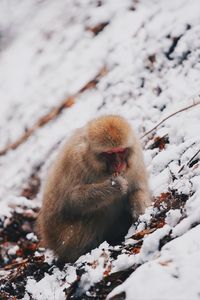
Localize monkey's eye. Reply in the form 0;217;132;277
101;152;113;159
98;147;132;163
101;148;127;161
98;152;110;160
96;153;106;161
96;152;113;163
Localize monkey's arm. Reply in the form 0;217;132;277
129;186;151;220
62;176;128;217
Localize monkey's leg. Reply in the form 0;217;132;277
55;218;104;263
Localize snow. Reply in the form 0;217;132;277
165;209;182;227
25;274;66;300
109;225;200;300
0;0;200;299
77;242;111;292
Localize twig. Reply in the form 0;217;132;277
178;147;200;173
186;148;200;166
141;100;200;139
0;258;29;272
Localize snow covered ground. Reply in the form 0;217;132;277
0;0;200;299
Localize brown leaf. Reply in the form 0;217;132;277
131;228;156;240
103;264;112;277
154;192;171;208
156;220;166;228
149;135;169;150
86;22;109;36
130;246;141;254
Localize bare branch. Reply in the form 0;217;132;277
178;147;200;173
141;99;200;139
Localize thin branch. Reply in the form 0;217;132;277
141;100;200;139
186;148;200;166
178;147;200;173
3;258;29;270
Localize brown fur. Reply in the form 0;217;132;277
37;115;151;263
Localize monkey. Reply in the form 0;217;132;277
37;115;151;263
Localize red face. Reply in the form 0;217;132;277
101;147;130;174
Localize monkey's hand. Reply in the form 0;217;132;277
63;176;129;217
111;175;128;195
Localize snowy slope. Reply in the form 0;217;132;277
0;0;200;299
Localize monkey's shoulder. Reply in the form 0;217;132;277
57;128;86;156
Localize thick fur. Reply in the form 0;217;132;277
37;115;151;263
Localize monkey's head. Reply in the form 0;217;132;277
87;115;134;174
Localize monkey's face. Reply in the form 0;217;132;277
87;115;134;175
98;147;132;175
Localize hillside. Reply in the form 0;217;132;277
0;0;200;299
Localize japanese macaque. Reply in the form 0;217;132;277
37;115;151;263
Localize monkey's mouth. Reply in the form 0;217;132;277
115;161;127;173
103;147;128;174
